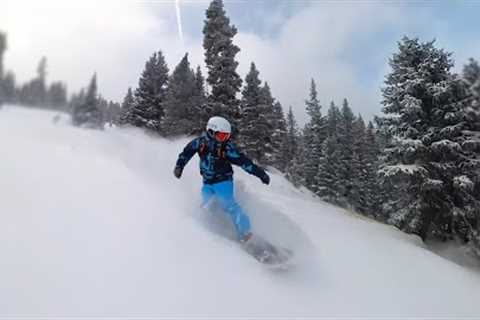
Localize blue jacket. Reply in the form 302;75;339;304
175;132;267;185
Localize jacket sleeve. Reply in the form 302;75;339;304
176;138;201;169
224;142;266;178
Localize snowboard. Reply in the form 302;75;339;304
241;234;293;269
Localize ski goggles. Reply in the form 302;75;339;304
214;131;231;142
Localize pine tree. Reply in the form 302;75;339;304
463;58;480;96
162;53;198;136
287;132;307;188
350;116;367;212
258;82;277;164
0;32;5;107
122;87;135;110
302;79;326;191
239;62;270;163
378;37;476;242
17;57;48;107
350;115;381;215
106;101;122;127
460;58;480;256
2;71;15;104
72;74;103;129
195;66;207;98
0;33;15;106
191;66;209;135
316;102;343;203
336;99;356;204
307;80;327;142
203;0;242;125
47;82;67;110
36;57;47;105
119;87;135;125
306;79;321;119
270;101;288;171
0;31;5;80
122;51;169;133
97;95;109;124
239;62;262;148
284;106;299;169
364;121;382;217
69;89;85;114
94;97;121;128
462;58;480;173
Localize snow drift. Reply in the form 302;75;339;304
1;105;479;317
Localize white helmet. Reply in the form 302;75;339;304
206;116;232;142
206;116;231;134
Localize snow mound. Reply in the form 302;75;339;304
1;105;479;317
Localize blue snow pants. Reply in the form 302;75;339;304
201;180;251;239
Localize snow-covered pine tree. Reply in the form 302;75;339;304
350;116;382;216
0;31;5;107
239;62;262;149
0;32;4;107
97;95;109;123
72;74;103;129
270;100;288;171
336;99;356;204
238;62;272;164
18;57;48;107
0;31;5;80
284;106;299;171
195;66;207;99
316;102;343;204
103;100;121;127
302;79;326;191
463;58;480;101
36;57;47;106
122;88;135;113
118;87;135;126
258;82;277;165
95;96;119;128
203;0;242;126
364;121;382;217
462;58;480;176
378;37;476;242
162;53;199;136
374;115;397;220
460;58;480;256
46;82;67;110
191;66;209;135
350;115;368;213
1;72;15;104
69;89;85;114
287;131;307;188
122;51;169;133
0;32;16;106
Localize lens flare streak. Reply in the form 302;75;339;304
175;0;184;45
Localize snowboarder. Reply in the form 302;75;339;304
173;116;270;243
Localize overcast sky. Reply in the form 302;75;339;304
2;0;480;124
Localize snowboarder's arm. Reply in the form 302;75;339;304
225;143;270;184
174;138;201;177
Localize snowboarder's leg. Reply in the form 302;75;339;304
212;180;251;240
201;183;215;209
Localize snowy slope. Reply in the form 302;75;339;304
1;105;480;318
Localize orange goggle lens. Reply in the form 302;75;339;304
215;131;230;142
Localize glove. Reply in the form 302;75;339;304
173;166;183;179
260;171;270;185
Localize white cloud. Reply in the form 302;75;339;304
2;0;404;121
1;0;197;101
232;3;410;124
3;1;474;126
